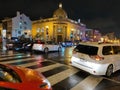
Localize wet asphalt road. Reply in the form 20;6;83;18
1;48;120;83
0;50;120;90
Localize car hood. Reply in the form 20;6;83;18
11;65;45;82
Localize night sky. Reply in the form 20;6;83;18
0;0;120;38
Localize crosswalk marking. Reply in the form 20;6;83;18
17;59;47;67
0;53;25;57
70;75;103;90
0;55;26;60
0;53;119;90
1;57;35;64
35;63;64;72
18;61;39;67
0;55;30;61
47;67;79;86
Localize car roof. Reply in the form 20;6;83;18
79;42;120;47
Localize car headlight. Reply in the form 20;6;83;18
40;79;51;89
27;44;31;46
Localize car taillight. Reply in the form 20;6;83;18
42;44;44;47
90;55;104;61
38;44;43;47
40;44;44;47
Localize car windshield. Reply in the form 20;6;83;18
75;44;98;55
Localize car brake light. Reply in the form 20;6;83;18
38;43;44;47
90;55;104;61
41;44;44;47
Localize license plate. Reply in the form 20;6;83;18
79;58;86;62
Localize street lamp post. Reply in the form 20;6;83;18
2;29;7;51
45;26;49;41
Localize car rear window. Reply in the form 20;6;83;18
34;40;45;44
75;44;98;55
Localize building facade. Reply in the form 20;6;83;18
12;12;32;38
2;11;32;39
0;23;2;36
32;3;86;43
2;17;12;39
0;23;2;43
85;29;101;42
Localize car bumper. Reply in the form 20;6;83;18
32;48;44;52
71;57;108;75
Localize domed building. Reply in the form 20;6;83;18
32;3;86;43
53;3;68;19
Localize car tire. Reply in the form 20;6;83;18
44;48;48;53
106;64;113;77
32;50;35;53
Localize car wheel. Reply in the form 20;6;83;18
44;48;48;53
32;50;35;53
106;64;113;77
58;47;62;52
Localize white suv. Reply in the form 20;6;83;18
71;42;120;76
32;41;61;53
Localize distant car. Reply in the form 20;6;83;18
13;42;24;51
71;42;120;76
32;41;62;53
11;37;19;43
6;42;14;50
0;63;52;90
23;42;34;51
61;41;73;47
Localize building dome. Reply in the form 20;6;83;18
53;3;68;18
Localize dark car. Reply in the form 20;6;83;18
13;42;24;51
23;42;34;51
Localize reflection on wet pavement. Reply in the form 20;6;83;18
0;49;120;90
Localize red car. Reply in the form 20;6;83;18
0;64;52;90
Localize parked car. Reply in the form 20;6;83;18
70;42;120;76
32;41;62;53
0;63;52;90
